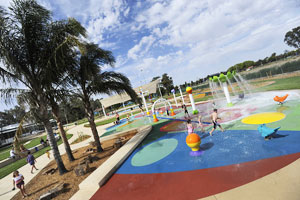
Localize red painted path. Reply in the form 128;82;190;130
91;153;300;200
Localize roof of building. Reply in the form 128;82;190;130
99;79;160;108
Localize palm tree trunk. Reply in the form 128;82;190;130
52;104;75;161
84;97;103;152
41;103;67;174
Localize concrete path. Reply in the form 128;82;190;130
201;158;300;200
0;122;112;200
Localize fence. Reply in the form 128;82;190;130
243;60;300;80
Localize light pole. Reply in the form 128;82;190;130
140;87;150;115
158;83;167;110
100;98;107;118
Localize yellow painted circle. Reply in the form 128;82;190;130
242;112;285;125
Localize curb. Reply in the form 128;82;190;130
70;125;152;200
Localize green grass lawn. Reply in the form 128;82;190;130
84;105;156;127
0;146;13;161
255;75;300;91
194;95;213;103
0;135;50;161
0;134;73;179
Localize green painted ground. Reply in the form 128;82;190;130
131;138;178;166
228;100;300;131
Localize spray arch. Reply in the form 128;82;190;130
151;98;175;122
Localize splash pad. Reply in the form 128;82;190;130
91;90;300;200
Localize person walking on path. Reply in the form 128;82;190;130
26;152;38;174
12;171;28;198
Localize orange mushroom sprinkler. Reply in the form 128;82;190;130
186;133;203;156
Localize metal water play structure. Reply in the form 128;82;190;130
171;89;178;108
152;98;175;122
209;71;254;107
209;71;235;107
186;87;198;114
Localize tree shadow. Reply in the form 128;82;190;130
200;142;214;151
29;181;59;195
0;190;13;197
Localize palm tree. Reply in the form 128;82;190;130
48;93;75;161
0;0;85;174
69;43;139;152
18;90;75;161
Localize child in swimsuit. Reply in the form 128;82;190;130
209;108;224;136
186;119;194;135
183;104;189;117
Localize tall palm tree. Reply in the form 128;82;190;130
17;89;75;161
48;92;75;161
69;43;140;152
0;0;86;174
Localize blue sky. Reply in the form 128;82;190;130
0;0;300;111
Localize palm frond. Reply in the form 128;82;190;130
13;115;26;154
89;71;140;104
0;88;28;104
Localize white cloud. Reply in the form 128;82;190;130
0;0;11;8
1;0;300;92
127;35;156;60
118;0;300;86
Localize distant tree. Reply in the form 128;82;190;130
284;26;300;49
59;97;85;123
268;53;277;62
151;76;160;82
161;73;174;95
0;111;15;127
0;106;26;127
9;106;26;123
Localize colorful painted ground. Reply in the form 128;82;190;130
92;90;300;200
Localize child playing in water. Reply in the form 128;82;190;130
198;115;205;133
183;104;189;117
186;119;194;135
209;109;224;136
12;171;28;198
